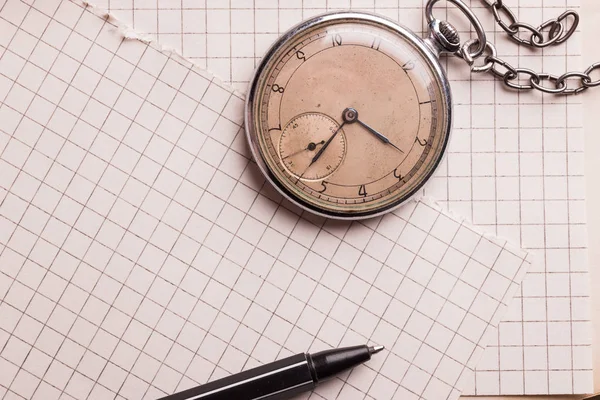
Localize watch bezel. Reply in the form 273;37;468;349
245;11;452;220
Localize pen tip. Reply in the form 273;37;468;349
369;345;385;355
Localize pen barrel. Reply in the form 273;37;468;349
158;353;315;400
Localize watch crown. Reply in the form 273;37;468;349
424;19;461;55
439;21;460;46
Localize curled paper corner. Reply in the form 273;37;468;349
420;195;462;221
420;195;533;262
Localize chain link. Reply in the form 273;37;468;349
456;0;597;95
427;0;597;94
583;63;600;87
489;0;577;47
530;73;567;94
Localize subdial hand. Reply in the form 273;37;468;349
294;111;348;183
310;122;346;166
343;107;404;154
282;140;326;160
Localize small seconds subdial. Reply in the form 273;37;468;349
278;113;347;181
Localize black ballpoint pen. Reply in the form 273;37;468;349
158;344;384;400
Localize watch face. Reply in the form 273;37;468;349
246;12;451;219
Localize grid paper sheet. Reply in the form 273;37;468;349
0;1;533;399
93;0;594;396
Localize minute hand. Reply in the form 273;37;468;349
357;119;404;154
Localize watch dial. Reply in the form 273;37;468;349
247;13;450;219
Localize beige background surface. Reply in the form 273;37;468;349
584;0;600;395
465;0;600;398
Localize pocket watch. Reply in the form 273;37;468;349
245;0;598;220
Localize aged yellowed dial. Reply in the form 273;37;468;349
246;12;451;219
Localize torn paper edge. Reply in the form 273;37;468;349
73;0;534;278
76;0;246;100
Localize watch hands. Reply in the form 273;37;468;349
295;116;347;183
356;119;404;154
310;121;347;166
283;140;326;160
344;107;404;154
296;106;403;181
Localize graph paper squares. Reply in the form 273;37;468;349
0;1;533;399
82;0;594;396
89;0;434;92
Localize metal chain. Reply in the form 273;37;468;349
484;0;578;47
457;0;600;94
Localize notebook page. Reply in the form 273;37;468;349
0;1;532;399
93;0;593;395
